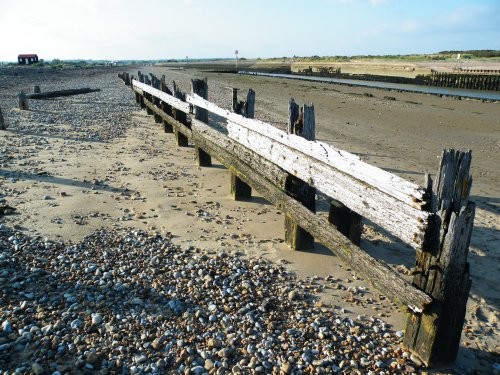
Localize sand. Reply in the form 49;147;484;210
0;65;498;373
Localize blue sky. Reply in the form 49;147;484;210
0;0;498;61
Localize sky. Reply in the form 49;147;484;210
0;0;499;61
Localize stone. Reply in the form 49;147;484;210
31;363;44;374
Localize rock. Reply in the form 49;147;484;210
208;338;222;349
288;289;300;301
218;347;232;358
281;362;293;374
91;313;103;325
204;359;214;371
31;363;44;374
70;319;83;329
2;320;12;334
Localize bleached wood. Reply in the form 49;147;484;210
228;121;428;248
133;80;191;114
191;117;432;312
186;93;426;208
137;83;430;247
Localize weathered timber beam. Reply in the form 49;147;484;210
26;88;100;99
133;80;191;114
191;118;432;312
137;81;426;208
228;121;428;249
186;93;426;207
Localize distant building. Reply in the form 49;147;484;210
18;54;39;65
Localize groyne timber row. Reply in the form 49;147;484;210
119;70;476;368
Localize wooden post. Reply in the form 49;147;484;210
312;96;362;244
404;149;475;367
0;107;6;130
192;78;211;167
160;76;174;133
284;99;315;250
18;91;29;110
328;201;362;246
230;88;255;200
173;81;189;147
33;85;41;94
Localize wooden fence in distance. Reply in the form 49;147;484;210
118;71;476;367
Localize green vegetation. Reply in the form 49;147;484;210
261;50;500;63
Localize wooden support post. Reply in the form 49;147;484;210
173;81;189;147
0;107;6;130
33;85;41;94
328;201;362;246
192;78;211;166
160;77;174;133
285;99;316;250
18;91;29;110
230;88;255;200
404;149;475;367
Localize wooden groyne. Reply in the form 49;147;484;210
119;71;476;367
428;71;500;91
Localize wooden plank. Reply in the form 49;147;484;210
227;121;428;248
404;149;474;366
133;80;191;114
138;84;429;248
191;118;432;312
187;93;426;208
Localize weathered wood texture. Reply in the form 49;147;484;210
33;85;41;94
18;92;29;110
136;80;430;249
187;93;426;207
140;95;192;140
227;120;427;248
133;80;191;113
231;88;256;200
26;88;100;99
285;99;316;250
133;81;434;312
404;149;475;366
192;78;211;167
329;201;362;246
288;99;315;141
191;117;432;312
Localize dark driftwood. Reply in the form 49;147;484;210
26;88;100;100
18;92;29;110
191;117;432;312
404;149;474;366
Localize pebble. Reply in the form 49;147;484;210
1;320;12;334
0;224;422;373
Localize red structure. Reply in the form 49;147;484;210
18;54;39;65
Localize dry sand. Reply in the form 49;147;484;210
0;65;499;373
